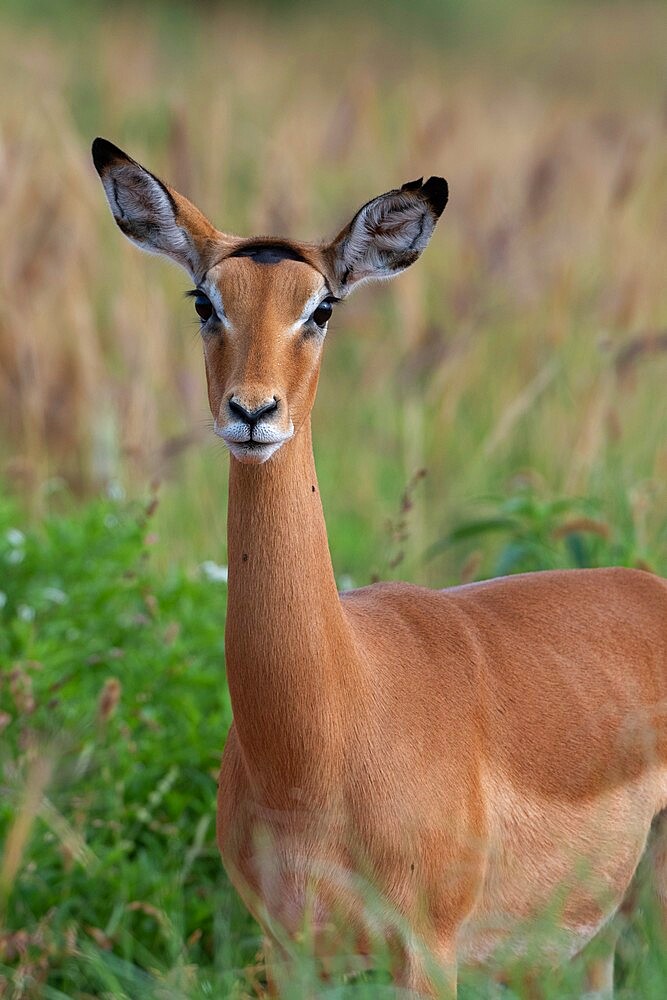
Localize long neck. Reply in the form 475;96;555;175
225;419;354;802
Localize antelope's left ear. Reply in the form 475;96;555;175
323;176;448;296
91;137;225;282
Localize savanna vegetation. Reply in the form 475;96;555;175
1;0;666;995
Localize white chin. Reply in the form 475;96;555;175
227;441;283;464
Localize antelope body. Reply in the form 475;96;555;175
93;137;667;996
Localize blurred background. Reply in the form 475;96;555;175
2;0;666;583
1;0;667;995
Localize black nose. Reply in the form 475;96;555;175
228;397;278;426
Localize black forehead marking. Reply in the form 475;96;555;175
227;242;309;265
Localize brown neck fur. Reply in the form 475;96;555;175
225;417;356;807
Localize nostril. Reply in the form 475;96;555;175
229;398;253;424
229;397;279;425
256;398;278;420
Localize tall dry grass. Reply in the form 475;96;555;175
0;2;665;578
1;6;667;993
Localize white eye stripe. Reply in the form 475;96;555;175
299;288;327;323
286;298;330;336
288;288;334;333
200;284;229;326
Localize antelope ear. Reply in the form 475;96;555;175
324;176;448;296
91;137;224;282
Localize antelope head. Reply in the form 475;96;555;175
92;138;448;465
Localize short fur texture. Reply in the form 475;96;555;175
93;138;667;997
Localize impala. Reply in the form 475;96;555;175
93;137;667;997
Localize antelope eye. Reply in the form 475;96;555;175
311;300;333;328
194;292;214;322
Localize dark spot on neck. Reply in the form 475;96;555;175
311;485;316;493
242;553;248;562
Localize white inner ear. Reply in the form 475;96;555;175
342;193;432;282
101;164;193;266
355;194;426;250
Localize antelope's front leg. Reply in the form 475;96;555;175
395;936;458;999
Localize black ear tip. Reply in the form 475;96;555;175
422;176;449;216
91;137;132;174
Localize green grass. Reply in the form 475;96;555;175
1;484;665;996
0;490;255;995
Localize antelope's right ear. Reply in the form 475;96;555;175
91;137;224;282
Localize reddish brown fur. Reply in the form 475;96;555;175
93;140;667;996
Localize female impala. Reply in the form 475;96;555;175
93;137;667;997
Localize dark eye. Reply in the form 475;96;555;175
311;299;333;328
194;292;214;323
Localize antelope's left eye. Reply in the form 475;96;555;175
194;292;214;323
311;299;333;328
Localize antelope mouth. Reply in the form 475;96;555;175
226;439;287;465
215;421;295;464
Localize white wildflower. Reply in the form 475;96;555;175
200;560;228;583
42;587;68;605
6;528;25;547
18;604;35;622
107;480;125;501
